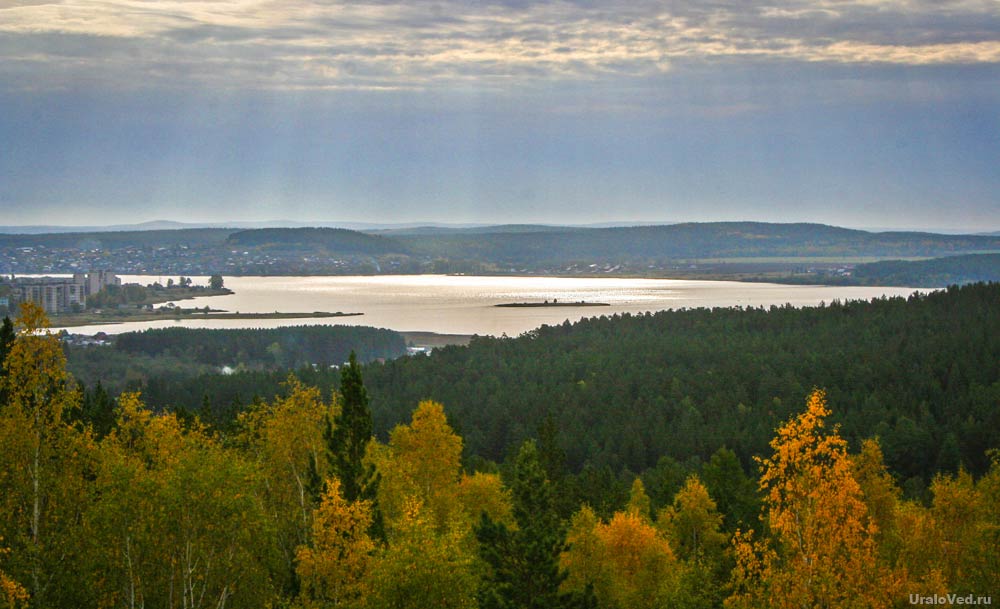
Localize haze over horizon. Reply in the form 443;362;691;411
2;1;998;231
1;218;998;236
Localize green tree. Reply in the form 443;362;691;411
701;447;759;532
0;316;14;404
658;475;727;563
476;441;594;609
326;351;384;540
209;274;225;290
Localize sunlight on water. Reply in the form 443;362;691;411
52;275;929;337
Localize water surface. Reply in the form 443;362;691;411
54;275;927;336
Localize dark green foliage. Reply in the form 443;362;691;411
0;316;13;357
113;326;405;369
364;283;1000;489
0;227;233;250
851;254;1000;287
226;227;409;255
327;351;384;540
401;222;1000;265
65;325;406;396
700;448;760;531
0;315;13;403
476;441;595;609
74;381;116;438
209;274;225;289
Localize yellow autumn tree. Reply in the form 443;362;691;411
296;478;375;608
238;377;334;590
365;400;497;607
454;471;514;528
0;302;95;607
378;400;464;533
562;501;681;609
727;389;898;609
0;542;28;609
362;497;478;609
561;505;608;596
89;392;271;609
913;466;999;593
851;438;901;552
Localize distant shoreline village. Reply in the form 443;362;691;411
0;271;120;315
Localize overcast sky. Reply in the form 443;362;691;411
1;0;998;231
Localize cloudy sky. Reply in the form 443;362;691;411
1;0;999;231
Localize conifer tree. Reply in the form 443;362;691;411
326;351;384;540
476;440;595;609
0;315;13;404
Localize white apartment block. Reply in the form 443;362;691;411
5;271;121;314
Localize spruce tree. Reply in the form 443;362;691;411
326;351;384;540
476;440;596;609
0;315;14;404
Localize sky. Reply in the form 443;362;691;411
1;0;999;232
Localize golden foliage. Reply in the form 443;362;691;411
91;392;269;609
238;376;334;583
382;400;463;531
0;302;93;606
296;478;375;608
851;438;901;549
562;504;680;609
0;572;28;609
0;543;28;609
362;497;478;609
728;389;899;609
455;471;514;528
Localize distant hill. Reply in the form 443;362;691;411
374;224;589;236
851;253;1000;287
225;227;408;255
396;222;1000;263
0;228;235;249
5;221;999;278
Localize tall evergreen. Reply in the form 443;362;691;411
476;440;597;609
0;316;14;404
325;351;384;540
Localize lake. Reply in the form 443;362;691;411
50;275;929;337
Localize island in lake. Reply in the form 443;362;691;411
495;300;610;308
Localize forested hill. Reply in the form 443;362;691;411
0;227;233;249
851;253;1000;286
362;282;1000;491
226;227;409;254
396;221;1000;262
6;221;1000;259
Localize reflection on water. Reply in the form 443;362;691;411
53;275;928;336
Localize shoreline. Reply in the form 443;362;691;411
495;301;610;308
52;311;362;328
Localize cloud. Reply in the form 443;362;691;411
0;0;998;92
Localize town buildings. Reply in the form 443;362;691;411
1;272;120;314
